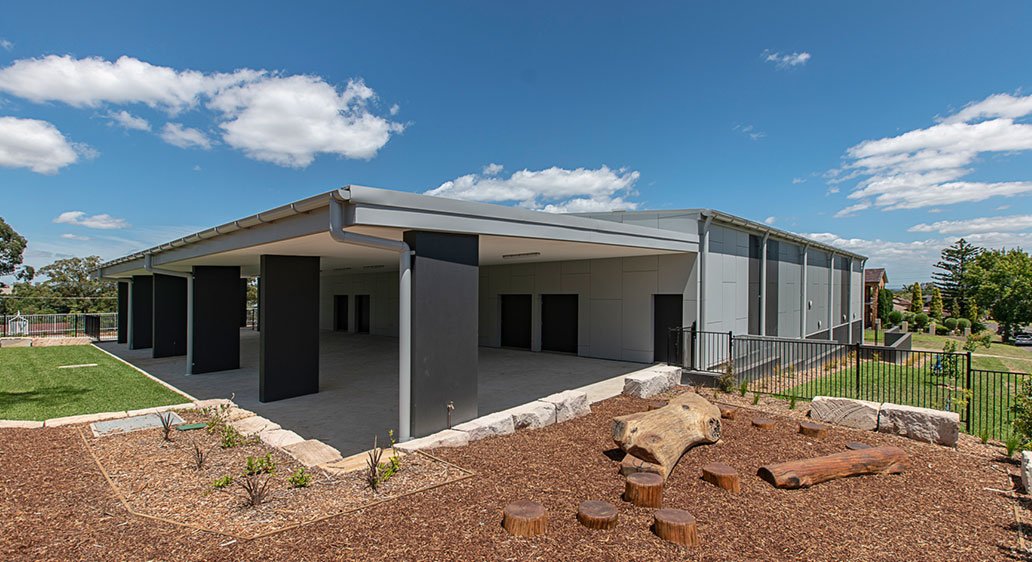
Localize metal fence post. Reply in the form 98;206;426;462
965;351;973;431
854;342;862;399
727;331;735;379
689;322;698;370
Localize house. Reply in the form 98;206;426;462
94;185;866;443
864;267;888;327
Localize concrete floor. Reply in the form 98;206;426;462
99;329;646;455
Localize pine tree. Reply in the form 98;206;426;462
950;298;960;318
910;283;923;313
932;239;982;315
968;301;979;323
930;287;944;321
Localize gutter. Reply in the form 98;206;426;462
329;189;414;442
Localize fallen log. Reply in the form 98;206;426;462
619;453;664;477
757;445;907;489
612;392;721;479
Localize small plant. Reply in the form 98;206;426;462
245;453;276;476
738;380;748;397
716;363;735;393
378;429;402;482
751;393;760;406
237;471;272;507
218;424;248;449
289;467;312;489
159;412;175;442
978;428;989;445
1005;432;1023;458
963;332;992;353
212;475;233;489
788;396;797;410
192;442;209;470
365;436;385;491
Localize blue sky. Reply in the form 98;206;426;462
2;1;1032;286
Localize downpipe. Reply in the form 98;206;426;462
329;191;414;442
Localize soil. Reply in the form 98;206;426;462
1;389;1028;561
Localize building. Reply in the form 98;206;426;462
864;268;888;327
95;185;865;443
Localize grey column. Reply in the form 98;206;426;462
192;266;241;374
799;246;808;338
759;233;768;336
152;273;187;358
129;275;153;350
117;281;129;344
259;255;320;402
827;253;835;340
403;231;479;437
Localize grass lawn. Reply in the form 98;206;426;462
0;345;190;421
865;328;1032;373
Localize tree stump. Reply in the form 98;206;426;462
718;405;737;419
619;454;664;477
577;500;618;530
701;462;741;493
845;441;871;450
624;472;664;507
647;400;669;411
502;500;547;537
653;508;699;546
757;445;907;489
612;392;722;478
798;421;829;438
751;417;776;430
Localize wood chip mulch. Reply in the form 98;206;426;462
1;389;1029;561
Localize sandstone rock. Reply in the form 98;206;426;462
506;401;557;430
1022;451;1032;492
877;402;959;446
394;429;470;452
539;390;590;423
651;365;683;388
0;419;43;429
622;371;672;399
282;439;343;467
452;411;515;441
259;428;304;448
229;415;281;436
0;338;31;348
193;398;235;411
30;337;92;347
45;411;127;427
809;396;881;431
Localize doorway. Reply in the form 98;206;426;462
500;294;532;349
355;295;370;333
653;294;683;363
334;295;349;331
541;294;578;353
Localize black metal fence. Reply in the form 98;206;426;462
675;325;1030;441
1;312;118;341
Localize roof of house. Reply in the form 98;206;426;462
864;268;887;284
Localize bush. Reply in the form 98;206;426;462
972;321;987;334
212;475;233;489
943;317;958;331
935;325;949;335
887;310;903;326
957;318;971;331
913;313;929;330
903;311;916;324
289;467;312;488
1012;378;1032;445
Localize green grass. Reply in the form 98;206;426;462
866;329;1032;373
0;345;189;421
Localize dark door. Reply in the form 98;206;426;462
653;294;683;363
541;294;578;353
500;294;532;349
334;295;349;331
356;295;370;333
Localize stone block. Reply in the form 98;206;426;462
125;403;193;417
506;401;556;430
0;419;43;429
229;415;281;436
259;428;304;448
1022;451;1032;492
193;398;235;411
539;390;590;423
651;365;683;388
45;410;128;427
282;439;343;467
877;402;959;446
809;396;881;431
622;371;672;399
453;411;515;441
224;407;256;422
0;338;31;348
394;429;470;452
31;337;92;347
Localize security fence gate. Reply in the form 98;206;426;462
673;324;1031;441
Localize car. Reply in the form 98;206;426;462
1014;333;1032;346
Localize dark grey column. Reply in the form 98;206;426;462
117;281;129;344
259;255;319;402
129;275;153;350
192;266;241;374
403;231;479;436
152;274;187;358
239;278;249;328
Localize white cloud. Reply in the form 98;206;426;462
192;164;202;172
832;91;1032;215
734;123;765;140
160;123;212;149
763;50;811;68
909;214;1032;234
60;233;90;241
105;110;150;131
427;165;640;213
764;216;776;225
0;39;12;51
482;163;503;176
792;177;806;185
0;116;80;174
833;201;871;218
0;55;263;112
208;75;403;167
53;211;129;229
389;103;400;116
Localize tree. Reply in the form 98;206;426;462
8;256;115;314
930;286;944;321
969;249;1032;340
950;298;961;318
877;288;893;324
0;216;27;277
932;239;982;316
910;282;923;313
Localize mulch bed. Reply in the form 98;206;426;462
80;410;470;539
1;389;1028;561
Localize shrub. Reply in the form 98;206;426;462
964;332;992;353
364;433;402;492
237;454;275;507
943;317;958;332
902;311;915;325
738;380;748;397
245;453;276;476
935;325;949;335
751;393;760;406
1006;432;1024;458
1012;378;1032;445
212;475;233;489
159;412;175;442
289;467;313;489
788;396;797;410
913;313;929;330
957;318;971;331
192;442;209;470
716;365;736;393
887;310;903;326
972;321;987;334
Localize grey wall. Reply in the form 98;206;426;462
319;270;399;335
703;224;752;336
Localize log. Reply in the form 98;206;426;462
624;472;664;507
647;400;669;411
757;445;907;489
751;417;776;430
653;508;699;546
701;462;740;493
718;405;737;419
798;421;829;438
845;441;871;451
611;392;721;479
619;453;664;477
502;500;547;537
577;500;618;530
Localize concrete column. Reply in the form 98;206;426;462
192;266;241;374
259;256;319;402
799;246;808;338
152;273;187;358
698;217;712;330
846;257;854;344
239;278;249;328
759;233;768;336
403;231;479;437
129;275;153;350
117;281;129;344
827;253;835;341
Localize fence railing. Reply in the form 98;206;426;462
676;325;1030;441
1;312;118;340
